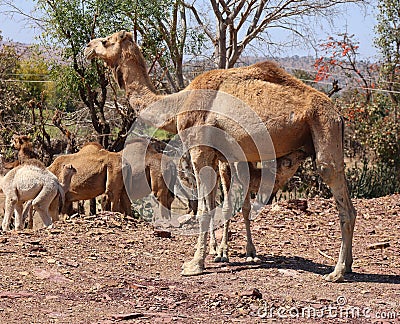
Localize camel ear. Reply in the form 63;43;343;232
119;30;127;40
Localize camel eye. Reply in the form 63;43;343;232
101;40;108;46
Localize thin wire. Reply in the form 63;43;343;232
0;79;54;83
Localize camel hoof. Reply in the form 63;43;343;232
181;260;204;276
323;271;344;283
253;256;261;263
220;256;229;263
214;256;222;263
345;266;353;273
214;255;229;263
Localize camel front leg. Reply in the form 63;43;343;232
181;213;211;276
2;196;16;231
182;149;218;276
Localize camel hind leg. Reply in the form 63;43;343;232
311;113;356;282
214;161;232;262
14;202;24;230
31;188;56;228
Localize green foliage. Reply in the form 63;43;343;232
346;161;400;199
0;36;30;146
17;46;55;102
374;0;400;103
342;98;400;167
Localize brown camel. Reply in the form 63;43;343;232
0;159;72;231
123;137;176;220
85;30;356;282
48;142;131;216
178;151;306;260
2;135;39;172
214;151;307;262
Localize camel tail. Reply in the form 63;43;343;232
168;161;177;199
22;200;33;226
58;186;65;213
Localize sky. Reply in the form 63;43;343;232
0;0;378;59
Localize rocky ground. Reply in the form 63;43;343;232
0;195;399;323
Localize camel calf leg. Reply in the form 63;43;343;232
14;203;24;230
2;195;17;231
31;193;54;228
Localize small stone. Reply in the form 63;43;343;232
240;288;262;299
111;313;144;320
153;229;172;238
367;242;390;250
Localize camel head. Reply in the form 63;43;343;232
85;30;136;67
84;30;150;90
61;164;77;182
12;135;31;150
62;164;77;174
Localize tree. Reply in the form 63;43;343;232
12;0;196;149
17;45;55;103
314;33;377;104
375;0;400;105
0;32;29;151
184;0;365;69
33;0;138;149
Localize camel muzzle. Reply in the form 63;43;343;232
84;47;95;60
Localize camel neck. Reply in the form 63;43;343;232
115;56;179;134
116;58;161;111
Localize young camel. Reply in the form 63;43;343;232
48;142;131;216
24;164;77;229
214;151;307;262
2;135;39;172
85;31;356;282
181;151;307;261
0;159;70;231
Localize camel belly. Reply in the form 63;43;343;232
179;113;310;162
16;183;43;201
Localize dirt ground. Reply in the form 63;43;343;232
0;195;399;323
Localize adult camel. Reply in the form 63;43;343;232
48;142;131;216
85;30;356;282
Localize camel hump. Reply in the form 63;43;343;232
188;60;306;90
81;142;104;149
249;61;304;87
22;158;46;169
